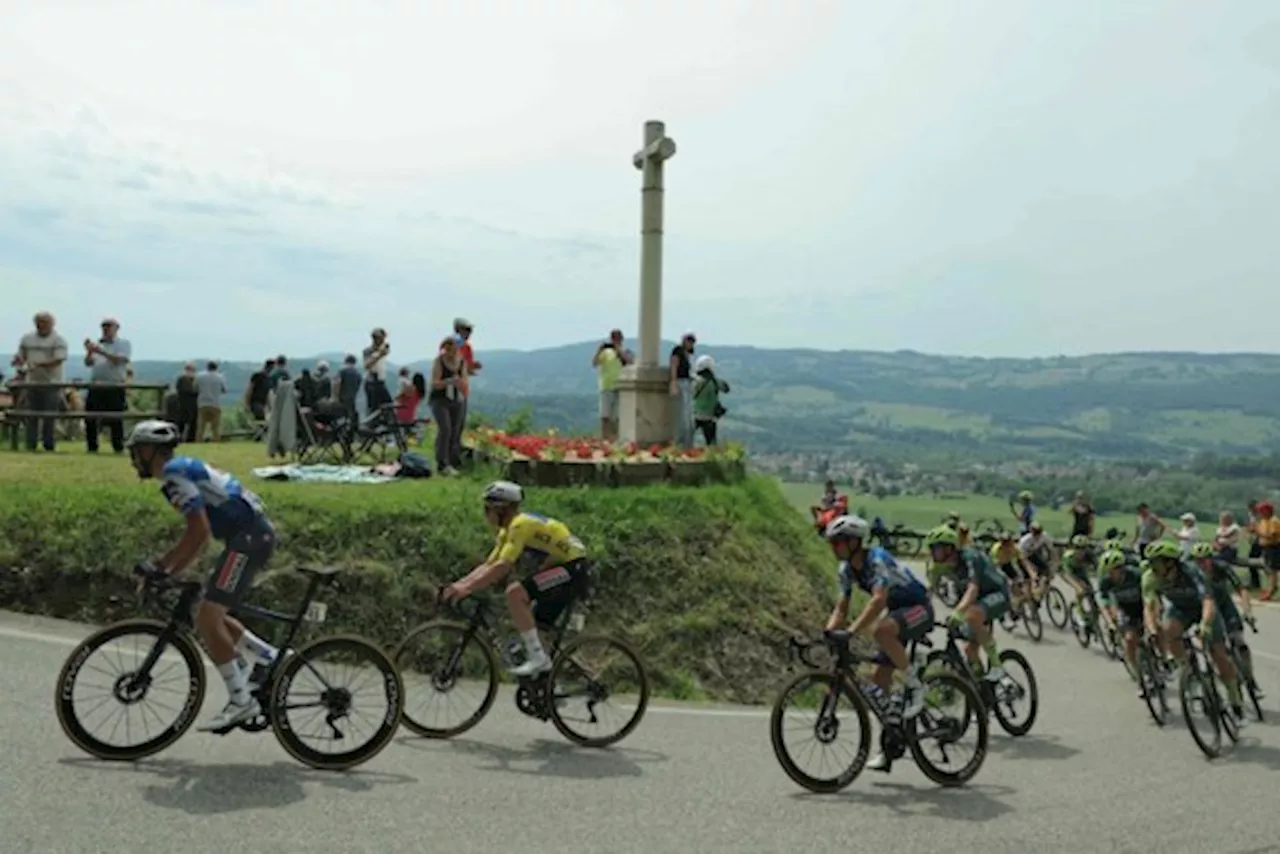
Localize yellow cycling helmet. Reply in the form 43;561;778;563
925;525;960;548
1190;542;1214;559
1098;549;1126;572
1144;540;1181;562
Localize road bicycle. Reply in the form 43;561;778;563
772;629;988;793
55;564;404;771
922;622;1038;738
1177;627;1239;759
392;578;649;748
1229;614;1264;722
1137;633;1174;726
998;585;1044;643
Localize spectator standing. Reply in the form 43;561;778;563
335;354;363;428
268;355;291;390
592;329;633;441
453;318;482;431
691;354;730;446
244;359;273;421
82;316;131;454
1214;511;1242;564
295;367;318;409
363;328;392;413
668;332;696;448
174;363;199;440
195;361;228;442
429;336;467;476
312;361;332;402
1069;491;1095;538
1175;512;1199;557
1245;503;1263;590
15;311;68;452
1133;503;1167;557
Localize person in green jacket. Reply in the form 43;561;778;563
691;354;729;446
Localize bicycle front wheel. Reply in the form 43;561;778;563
770;671;871;793
1044;587;1068;629
393;620;498;739
1179;667;1222;759
548;633;650;748
1140;652;1170;727
55;619;206;762
270;634;404;771
1021;600;1044;642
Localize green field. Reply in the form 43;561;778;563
778;481;1215;542
0;443;836;704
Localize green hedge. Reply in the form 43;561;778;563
0;475;836;703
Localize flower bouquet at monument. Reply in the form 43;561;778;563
466;427;715;464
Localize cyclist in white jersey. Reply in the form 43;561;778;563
126;420;281;731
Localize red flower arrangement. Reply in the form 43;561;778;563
468;428;719;463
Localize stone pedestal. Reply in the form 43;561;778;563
617;364;673;447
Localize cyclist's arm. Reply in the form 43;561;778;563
827;564;854;630
954;568;980;612
454;557;515;596
848;583;888;635
1140;571;1161;635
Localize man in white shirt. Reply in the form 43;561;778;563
195;361;228;441
15;311;68;451
362;328;392;414
83;316;132;453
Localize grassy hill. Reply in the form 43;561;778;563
9;343;1280;461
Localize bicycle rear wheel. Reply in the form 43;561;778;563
907;671;988;787
1140;654;1170;727
548;633;649;748
55;619;206;762
770;671;871;793
270;634;404;771
1099;623;1119;660
990;650;1038;736
1020;600;1043;642
393;620;498;738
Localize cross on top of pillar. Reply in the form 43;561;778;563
633;120;677;170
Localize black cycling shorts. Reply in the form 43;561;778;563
997;561;1024;583
1115;603;1143;633
204;519;276;608
521;558;592;628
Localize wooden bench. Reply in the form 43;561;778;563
4;410;166;450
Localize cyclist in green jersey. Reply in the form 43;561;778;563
1190;542;1261;699
1061;534;1099;622
1096;549;1145;688
925;525;1011;683
1140;540;1247;725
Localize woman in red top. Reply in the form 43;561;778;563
395;372;426;440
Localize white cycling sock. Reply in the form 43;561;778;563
216;660;250;704
234;629;279;664
521;629;546;661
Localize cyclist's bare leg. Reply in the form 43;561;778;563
195;600;257;724
221;615;279;666
505;581;550;672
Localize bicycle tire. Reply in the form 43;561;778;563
1211;669;1240;745
547;633;650;748
270;634;404;771
393;620;499;739
1099;623;1118;660
769;671;871;793
1178;667;1222;759
1140;655;1169;727
990;649;1038;737
901;534;924;557
1044;587;1068;629
906;671;989;787
1247;679;1265;723
1069;607;1091;649
55;619;206;762
935;578;961;609
1021;600;1044;642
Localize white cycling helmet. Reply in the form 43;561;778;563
693;354;716;374
824;515;870;542
126;419;181;448
481;480;523;506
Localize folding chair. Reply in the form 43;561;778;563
295;399;356;464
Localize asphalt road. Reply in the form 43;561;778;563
3;599;1280;854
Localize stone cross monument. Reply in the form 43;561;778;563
617;119;678;446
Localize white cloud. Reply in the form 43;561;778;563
1;0;1278;360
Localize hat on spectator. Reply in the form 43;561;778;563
101;317;119;327
453;317;473;331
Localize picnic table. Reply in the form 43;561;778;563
1;380;169;451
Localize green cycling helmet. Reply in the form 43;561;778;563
1098;549;1126;572
925;525;960;548
1103;538;1123;551
1144;540;1181;561
1069;534;1090;549
1190;542;1214;559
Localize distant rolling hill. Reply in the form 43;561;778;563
6;343;1280;461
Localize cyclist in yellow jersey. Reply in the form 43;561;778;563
990;532;1030;606
440;481;590;676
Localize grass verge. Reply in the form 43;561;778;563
0;444;836;704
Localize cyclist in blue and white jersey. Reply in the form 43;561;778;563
823;515;934;723
126;420;280;731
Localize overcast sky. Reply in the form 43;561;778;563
2;0;1277;361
